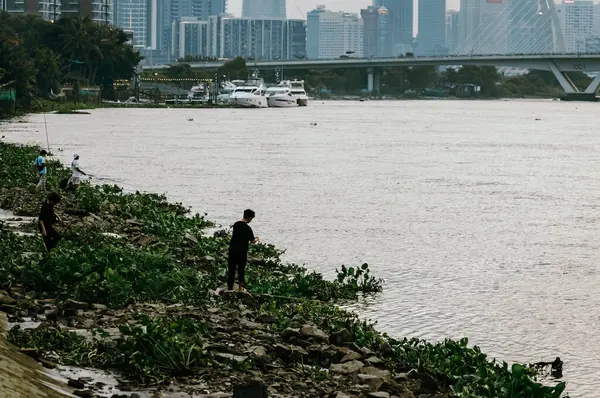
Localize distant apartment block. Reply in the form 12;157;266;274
173;14;305;61
306;6;363;60
242;0;285;19
5;0;111;23
556;0;599;53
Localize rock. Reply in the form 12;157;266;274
361;347;374;356
73;390;95;398
91;303;107;310
233;380;267;398
281;328;302;341
255;314;276;324
339;347;362;363
64;299;89;310
39;358;57;369
330;328;353;345
378;341;393;357
367;392;390;398
366;356;383;366
0;292;17;305
329;360;364;375
418;373;440;394
398;392;415;398
240;318;264;330
394;373;408;381
357;374;385;392
184;233;198;245
361;367;390;379
137;235;157;246
82;319;95;329
214;353;249;364
68;379;86;389
300;325;329;342
334;393;352;398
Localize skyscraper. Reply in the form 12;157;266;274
306;6;363;59
556;0;595;53
7;0;110;23
417;0;446;56
373;0;413;55
113;0;154;48
458;0;509;54
446;10;459;54
242;0;285;19
508;0;554;54
361;5;392;58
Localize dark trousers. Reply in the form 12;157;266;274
228;251;248;290
40;227;61;252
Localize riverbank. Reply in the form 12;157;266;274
0;139;568;397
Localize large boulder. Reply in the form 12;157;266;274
329;360;364;375
300;324;329;342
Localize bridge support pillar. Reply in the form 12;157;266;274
548;61;578;94
367;68;380;95
548;61;600;101
584;73;600;94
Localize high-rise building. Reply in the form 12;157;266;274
458;0;509;55
417;0;447;56
556;0;595;53
306;6;363;59
203;14;305;60
113;0;154;48
61;0;112;23
373;0;413;55
171;16;209;58
242;0;285;19
445;10;459;55
361;5;392;58
508;0;554;54
6;0;110;23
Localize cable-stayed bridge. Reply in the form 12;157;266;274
143;53;600;100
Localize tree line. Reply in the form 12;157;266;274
0;11;142;108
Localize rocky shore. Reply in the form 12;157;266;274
0;138;567;398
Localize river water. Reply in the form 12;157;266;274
2;100;600;397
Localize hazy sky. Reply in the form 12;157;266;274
227;0;462;19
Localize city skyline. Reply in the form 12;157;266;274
228;0;462;19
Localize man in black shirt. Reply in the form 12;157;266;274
39;192;62;252
228;209;260;292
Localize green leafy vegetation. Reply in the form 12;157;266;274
0;140;567;397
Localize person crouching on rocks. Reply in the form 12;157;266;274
39;192;63;252
227;209;260;293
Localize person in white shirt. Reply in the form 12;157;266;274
67;153;87;189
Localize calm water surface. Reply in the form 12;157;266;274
3;100;600;397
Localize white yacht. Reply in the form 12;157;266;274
229;78;268;108
280;80;309;106
188;83;208;103
216;81;238;104
265;86;297;107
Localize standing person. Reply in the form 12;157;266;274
39;192;62;252
34;150;47;191
67;153;87;190
227;209;260;292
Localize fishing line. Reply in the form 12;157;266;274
43;113;50;152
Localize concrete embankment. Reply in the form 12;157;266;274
0;313;72;398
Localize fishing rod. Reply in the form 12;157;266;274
43;113;50;152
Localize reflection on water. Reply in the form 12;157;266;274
2;100;600;397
